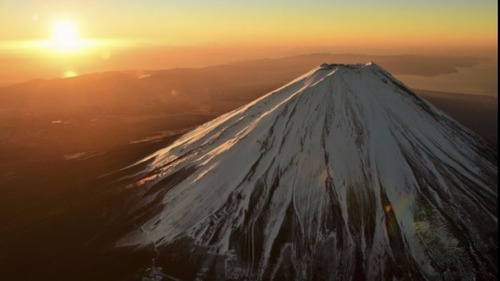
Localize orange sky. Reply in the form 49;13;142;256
0;0;497;82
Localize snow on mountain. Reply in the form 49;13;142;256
117;63;497;280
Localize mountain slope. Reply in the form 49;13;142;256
117;63;497;280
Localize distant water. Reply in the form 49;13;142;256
398;58;498;97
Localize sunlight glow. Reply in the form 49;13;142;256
63;70;78;78
49;20;85;52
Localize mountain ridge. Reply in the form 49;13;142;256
117;63;497;280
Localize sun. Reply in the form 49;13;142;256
50;20;82;52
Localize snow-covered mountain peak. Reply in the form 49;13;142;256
117;63;497;280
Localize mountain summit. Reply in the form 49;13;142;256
118;63;497;280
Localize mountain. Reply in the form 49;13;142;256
116;63;497;280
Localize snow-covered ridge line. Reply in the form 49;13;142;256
117;63;497;280
136;62;382;166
